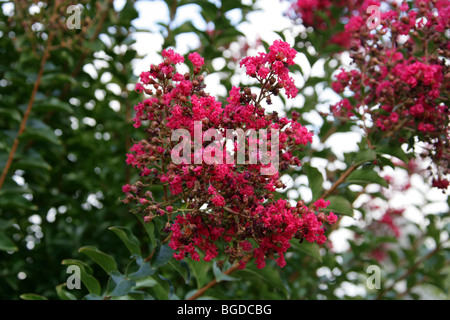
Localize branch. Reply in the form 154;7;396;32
186;261;243;300
317;162;358;201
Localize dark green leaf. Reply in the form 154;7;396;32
346;169;389;188
0;233;18;252
151;243;174;269
375;145;409;164
33;97;73;114
236;264;288;298
55;284;77;300
78;246;118;274
355;149;377;165
303;163;324;201
186;258;211;289
40;73;76;88
323;196;354;217
212;261;237;282
128;255;156;279
62;259;101;296
108;226;141;256
168;260;191;285
108;271;136;297
290;240;322;262
19;293;48;300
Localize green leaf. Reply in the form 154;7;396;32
374;236;398;245
426;215;440;245
108;271;136;297
78;246;118;274
314;11;332;26
346;169;389;188
323;195;354;217
0;233;18;252
40;73;76;88
0;195;38;211
84;294;103;300
62;259;101;296
290;240;322;262
236;264;288;298
151;243;174;269
355;149;377;165
19;293;48;300
305;76;325;87
156;274;177;299
55;284;78;300
303;163;324;201
33;97;73;114
212;261;237;282
108;226;141;256
21;119;61;146
149;275;172;300
186;258;211;289
134;212;156;247
134;276;157;290
118;0;139;24
17;159;52;171
168;260;191;285
0;219;16;231
0;107;21;123
375;145;409;164
128;255;156;279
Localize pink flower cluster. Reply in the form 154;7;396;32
287;0;381;32
329;0;449;189
239;40;299;98
170;198;336;269
122;41;337;269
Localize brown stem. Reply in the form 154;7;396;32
385;117;409;138
186;261;243;300
0;31;55;191
315;162;359;202
223;206;251;218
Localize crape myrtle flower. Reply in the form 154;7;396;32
121;41;337;269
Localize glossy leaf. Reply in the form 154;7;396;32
290;240;322;262
303;163;324;201
62;259;101;296
346;169;389;188
55;284;77;300
323;196;354;217
151;243;174;269
108;271;136;297
78;246;118;274
19;293;48;300
108;226;141;256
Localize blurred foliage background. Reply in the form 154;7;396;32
0;0;448;300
